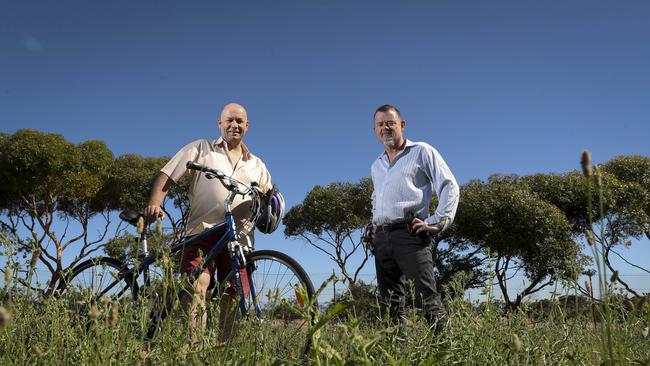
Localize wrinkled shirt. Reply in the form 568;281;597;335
371;139;459;230
161;138;271;247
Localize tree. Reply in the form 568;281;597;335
0;130;190;293
448;176;583;309
100;154;190;258
0;130;114;293
598;156;650;297
601;155;650;240
521;158;650;298
283;178;372;284
431;192;489;293
100;154;190;234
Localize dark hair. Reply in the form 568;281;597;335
374;104;402;120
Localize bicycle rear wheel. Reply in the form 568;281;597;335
58;257;139;302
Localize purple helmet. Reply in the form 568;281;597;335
255;185;285;234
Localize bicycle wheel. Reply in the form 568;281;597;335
216;249;315;320
58;257;139;302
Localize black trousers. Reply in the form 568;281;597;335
373;227;444;321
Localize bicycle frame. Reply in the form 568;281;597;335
103;191;263;317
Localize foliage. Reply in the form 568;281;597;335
0;130;189;292
520;161;650;298
330;281;381;322
601;155;650;239
1;281;649;365
447;175;583;309
283;178;372;284
0;130;115;292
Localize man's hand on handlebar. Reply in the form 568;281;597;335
144;205;165;223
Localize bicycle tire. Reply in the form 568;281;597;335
58;257;139;301
216;249;315;319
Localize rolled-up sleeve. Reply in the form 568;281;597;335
423;147;460;230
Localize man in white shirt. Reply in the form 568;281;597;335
370;104;459;334
145;102;271;340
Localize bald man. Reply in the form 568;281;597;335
145;102;272;340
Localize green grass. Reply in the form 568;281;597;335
1;286;649;365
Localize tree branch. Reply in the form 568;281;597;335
609;247;650;275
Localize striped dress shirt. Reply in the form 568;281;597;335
371;139;459;230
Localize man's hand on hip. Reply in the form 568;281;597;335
410;218;443;235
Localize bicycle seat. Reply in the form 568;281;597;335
119;209;143;227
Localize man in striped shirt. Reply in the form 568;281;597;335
370;104;460;333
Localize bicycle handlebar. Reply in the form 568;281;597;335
185;161;260;198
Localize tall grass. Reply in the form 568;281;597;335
1;153;649;364
1;277;649;365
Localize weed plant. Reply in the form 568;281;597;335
1;153;649;364
1;274;649;365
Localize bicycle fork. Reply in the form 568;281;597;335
229;241;262;318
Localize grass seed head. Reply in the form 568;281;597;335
4;266;13;285
586;231;595;247
594;165;603;187
0;306;12;328
610;270;619;283
581;150;592;177
139;350;149;362
156;217;163;236
108;302;119;327
31;344;44;358
100;296;110;306
88;304;101;321
585;281;593;296
512;334;522;352
624;240;632;248
29;247;41;268
136;217;145;234
176;344;189;359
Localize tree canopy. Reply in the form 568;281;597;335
0;130;187;292
283;178;372;284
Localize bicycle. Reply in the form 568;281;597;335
57;161;315;340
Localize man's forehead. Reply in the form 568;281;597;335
374;110;400;122
221;107;247;119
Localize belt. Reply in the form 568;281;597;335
376;221;408;232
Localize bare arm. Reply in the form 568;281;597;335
144;172;174;223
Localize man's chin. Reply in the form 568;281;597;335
383;139;395;148
223;135;243;144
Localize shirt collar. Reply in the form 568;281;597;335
215;137;252;161
377;139;414;161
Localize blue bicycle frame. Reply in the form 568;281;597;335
133;209;263;317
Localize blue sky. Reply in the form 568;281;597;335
2;0;649;298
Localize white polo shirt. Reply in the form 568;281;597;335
161;137;272;247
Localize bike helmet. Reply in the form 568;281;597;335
255;185;285;234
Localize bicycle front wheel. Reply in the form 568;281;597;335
216;249;315;320
58;257;139;302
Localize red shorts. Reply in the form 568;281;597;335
179;231;249;297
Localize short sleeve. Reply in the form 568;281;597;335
161;140;201;183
